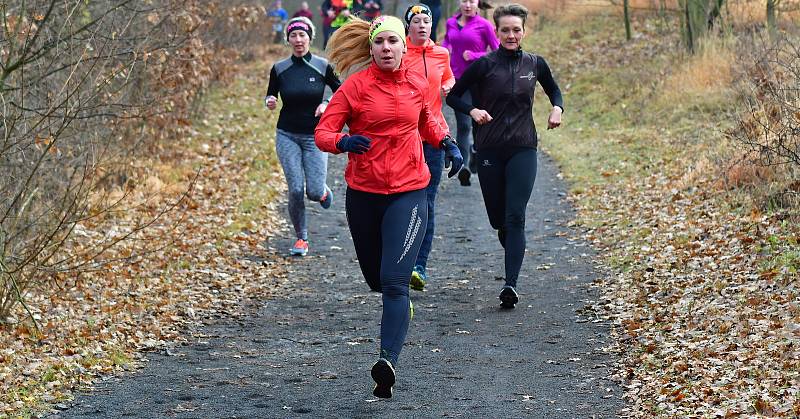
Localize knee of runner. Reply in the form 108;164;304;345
367;281;382;293
288;188;304;201
380;274;410;297
505;214;526;230
488;217;504;230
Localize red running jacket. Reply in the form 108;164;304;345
315;61;449;194
404;37;455;143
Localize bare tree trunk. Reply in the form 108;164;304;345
679;0;725;52
766;0;779;38
706;0;724;30
683;0;696;52
624;0;632;40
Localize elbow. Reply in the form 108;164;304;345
313;131;327;150
314;132;338;154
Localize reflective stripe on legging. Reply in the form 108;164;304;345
345;187;428;365
475;147;537;288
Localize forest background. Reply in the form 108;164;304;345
0;0;798;416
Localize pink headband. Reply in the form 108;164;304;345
287;21;310;34
285;18;313;42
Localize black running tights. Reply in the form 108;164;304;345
475;147;537;288
345;187;428;365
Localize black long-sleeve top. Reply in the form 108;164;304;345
446;47;563;150
266;53;342;135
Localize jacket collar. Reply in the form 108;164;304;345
406;37;435;52
497;46;522;59
454;13;480;26
367;59;409;81
290;52;313;64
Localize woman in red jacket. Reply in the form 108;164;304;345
315;15;462;399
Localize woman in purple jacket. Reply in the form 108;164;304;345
442;0;499;186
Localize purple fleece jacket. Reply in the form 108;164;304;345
441;14;500;79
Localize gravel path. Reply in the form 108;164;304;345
56;108;623;418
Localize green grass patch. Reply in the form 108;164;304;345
608;253;637;272
109;349;132;367
530;13;737;196
188;60;283;237
759;235;800;283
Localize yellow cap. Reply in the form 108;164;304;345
368;16;406;45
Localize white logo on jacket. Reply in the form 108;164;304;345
520;72;534;80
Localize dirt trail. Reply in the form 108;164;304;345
55;106;622;418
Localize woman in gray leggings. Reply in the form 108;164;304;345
265;17;342;256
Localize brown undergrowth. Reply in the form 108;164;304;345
0;48;291;418
532;7;799;418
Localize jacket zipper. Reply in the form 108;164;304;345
389;78;398;190
509;59;515;128
509;59;515;96
422;49;428;78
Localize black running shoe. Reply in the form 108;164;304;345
499;285;519;309
457;168;471;186
371;358;396;399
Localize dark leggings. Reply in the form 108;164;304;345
345;187;428;365
415;143;443;269
475;147;537;288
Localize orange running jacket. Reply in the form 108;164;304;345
404;37;455;141
315;60;449;195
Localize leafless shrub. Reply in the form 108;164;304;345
724;32;800;208
728;34;799;167
0;0;268;324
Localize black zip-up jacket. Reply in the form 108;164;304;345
266;53;342;135
446;47;563;150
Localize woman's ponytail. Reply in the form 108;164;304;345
326;18;372;77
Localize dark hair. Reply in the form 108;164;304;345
492;3;528;27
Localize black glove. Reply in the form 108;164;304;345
440;136;464;178
336;135;372;154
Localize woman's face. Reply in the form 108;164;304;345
288;30;310;56
459;0;479;17
371;31;405;71
408;14;433;45
496;15;525;50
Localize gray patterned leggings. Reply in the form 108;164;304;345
275;129;329;240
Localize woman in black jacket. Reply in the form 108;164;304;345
446;3;563;309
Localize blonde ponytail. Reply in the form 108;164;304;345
326;18;372;77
